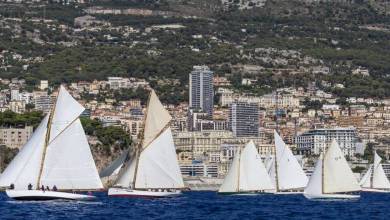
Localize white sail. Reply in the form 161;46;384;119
114;154;137;188
372;152;390;189
135;128;184;189
49;85;85;142
359;165;372;188
274;131;308;190
219;147;240;193
265;151;274;173
265;149;276;186
0;115;49;190
268;157;276;187
142;90;172;149
40;119;103;190
304;154;323;195
323;139;361;193
113;89;183;190
239;141;274;191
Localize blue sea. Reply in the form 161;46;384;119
0;191;389;219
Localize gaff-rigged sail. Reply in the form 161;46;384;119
114;89;184;189
274;131;308;191
323;139;360;194
0;86;103;191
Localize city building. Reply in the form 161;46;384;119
121;115;144;140
189;65;214;116
0;126;33;149
229;102;259;137
33;91;52;113
9;100;26;113
179;162;218;178
295;127;360;156
40;80;48;90
173;131;270;160
187;109;229;131
10;88;19;101
107;77;130;90
219;90;299;109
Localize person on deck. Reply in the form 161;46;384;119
28;183;33;190
9;183;14;190
41;185;45;192
53;185;58;191
46;186;50;191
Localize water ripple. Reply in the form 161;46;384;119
0;192;389;219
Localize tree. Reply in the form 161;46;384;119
302;97;323;111
80;117;132;155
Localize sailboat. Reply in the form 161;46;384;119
0;86;103;200
269;131;308;194
304;139;361;199
218;140;274;195
360;151;390;193
108;89;185;198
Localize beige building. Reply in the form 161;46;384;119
120;116;144;140
174;130;274;177
219;91;299;109
0;126;33;149
40;80;48;90
9;100;26;113
33;91;52;113
173;130;272;158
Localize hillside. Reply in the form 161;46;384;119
1;0;390;101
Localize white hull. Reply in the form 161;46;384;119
304;193;360;200
361;188;390;193
274;191;304;195
108;188;181;198
218;190;275;195
6;190;96;201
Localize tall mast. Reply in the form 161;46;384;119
321;151;325;195
274;134;280;192
131;91;152;189
275;91;279;133
371;150;375;189
36;89;57;189
236;146;242;193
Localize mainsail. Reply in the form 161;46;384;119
239;141;274;191
0;86;103;190
115;89;184;189
273;131;308;191
305;139;361;195
40;119;103;190
219;141;274;193
372;152;390;189
323;139;360;194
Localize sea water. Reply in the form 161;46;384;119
0;191;388;219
